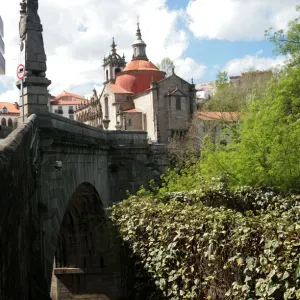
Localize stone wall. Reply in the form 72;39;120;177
0;112;167;300
156;75;194;143
0;115;49;300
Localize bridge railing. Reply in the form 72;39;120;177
38;112;149;147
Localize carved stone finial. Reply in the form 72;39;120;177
20;0;27;14
19;0;47;77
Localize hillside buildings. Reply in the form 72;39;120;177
76;23;197;143
0;16;5;74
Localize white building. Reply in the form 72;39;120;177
196;81;216;109
49;91;84;120
0;16;5;74
0;102;19;127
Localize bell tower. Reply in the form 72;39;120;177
103;38;126;84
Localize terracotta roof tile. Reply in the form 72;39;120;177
106;84;133;94
50;99;82;105
0;102;20;114
55;91;84;100
123;60;159;71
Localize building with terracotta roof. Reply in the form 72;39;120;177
49;91;84;120
76;23;197;143
0;15;5;74
0;102;19;128
196;111;243;145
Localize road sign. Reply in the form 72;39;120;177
17;64;25;80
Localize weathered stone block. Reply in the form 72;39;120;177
22;94;38;104
26;61;46;72
26;52;37;62
38;95;48;105
23;86;48;95
37;54;46;63
24;103;49;115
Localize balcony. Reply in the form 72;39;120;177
68;109;74;114
55;110;63;114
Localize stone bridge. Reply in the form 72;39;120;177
0;112;167;300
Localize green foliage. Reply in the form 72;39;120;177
110;184;300;299
200;65;300;192
265;5;300;66
215;71;229;89
157;58;175;77
205;70;272;112
109;12;300;300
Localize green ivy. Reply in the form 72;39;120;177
110;185;300;299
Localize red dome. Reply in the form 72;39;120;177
115;60;165;94
123;60;159;71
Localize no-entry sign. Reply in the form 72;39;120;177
17;64;25;80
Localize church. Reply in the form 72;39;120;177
76;23;197;143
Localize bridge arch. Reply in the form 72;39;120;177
48;182;123;300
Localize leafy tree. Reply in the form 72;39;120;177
200;64;300;192
205;70;272;112
215;70;228;88
157;57;175;76
265;5;300;65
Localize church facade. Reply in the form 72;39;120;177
76;24;197;143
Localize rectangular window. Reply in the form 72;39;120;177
176;97;181;110
69;114;74;120
68;106;74;114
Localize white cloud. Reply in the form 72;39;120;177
0;0;193;102
223;52;286;76
186;0;299;41
175;57;206;82
0;88;19;103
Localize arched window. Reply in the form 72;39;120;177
104;97;109;118
1;118;6;126
106;70;109;81
8;118;13;127
115;68;121;77
2;106;8;114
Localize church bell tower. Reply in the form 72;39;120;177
103;38;126;84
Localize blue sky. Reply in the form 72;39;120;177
165;0;281;81
0;0;298;101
